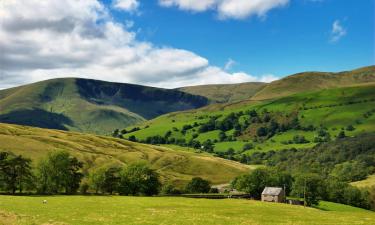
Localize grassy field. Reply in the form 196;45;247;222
0;196;374;225
0;123;250;187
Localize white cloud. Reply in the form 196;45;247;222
330;20;347;43
224;58;236;71
113;0;139;12
158;0;289;19
0;0;276;90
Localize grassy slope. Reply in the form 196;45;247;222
124;84;375;153
351;174;375;188
0;123;250;186
0;78;208;135
251;65;375;100
178;82;266;103
1;196;374;225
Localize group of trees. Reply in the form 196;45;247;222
0;151;218;197
89;163;161;196
0;151;83;194
0;151;162;196
232;168;371;209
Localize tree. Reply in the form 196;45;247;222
0;152;34;194
218;131;227;142
102;166;121;194
243;143;253;151
36;151;83;194
89;168;106;194
337;131;346;139
118;163;160;196
291;173;324;206
256;127;268;137
232;168;276;199
185;177;211;193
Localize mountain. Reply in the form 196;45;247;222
0;78;209;134
251;65;375;100
177;82;266;103
0;123;251;186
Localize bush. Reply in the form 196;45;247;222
185;177;211;194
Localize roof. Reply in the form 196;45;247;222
262;187;283;196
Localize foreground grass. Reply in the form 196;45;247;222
0;196;374;225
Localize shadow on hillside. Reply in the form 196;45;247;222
0;108;73;130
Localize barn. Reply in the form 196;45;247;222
261;187;285;203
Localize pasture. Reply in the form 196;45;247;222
1;196;374;225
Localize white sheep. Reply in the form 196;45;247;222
43;200;47;204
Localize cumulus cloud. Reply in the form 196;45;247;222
330;20;347;43
0;0;276;90
113;0;140;12
159;0;289;19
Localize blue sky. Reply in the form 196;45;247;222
109;0;374;77
1;0;374;89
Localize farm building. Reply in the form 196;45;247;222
261;187;285;203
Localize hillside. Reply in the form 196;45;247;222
1;196;374;225
121;84;375;158
177;82;266;103
0;123;250;186
251;65;375;100
0;78;208;134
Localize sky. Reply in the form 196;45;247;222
0;0;374;89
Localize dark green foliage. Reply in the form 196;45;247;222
243;143;254;151
36;151;83;194
337;131;346;139
161;183;181;195
0;152;34;194
291;173;325;206
118;163;161;196
102;167;121;194
330;161;370;182
346;125;355;131
292;135;310;144
256;127;268;137
232;168;291;199
185;177;211;193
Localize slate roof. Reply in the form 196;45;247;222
262;187;283;196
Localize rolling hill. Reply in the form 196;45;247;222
121;83;375;156
177;82;266;103
0;123;251;186
251;65;375;100
0;78;208;135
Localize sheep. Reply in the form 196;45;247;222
43;200;47;204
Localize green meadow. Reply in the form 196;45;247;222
1;196;374;225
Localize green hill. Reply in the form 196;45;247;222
121;83;375;156
177;82;266;103
251;65;375;100
0;123;250;186
0;78;208;134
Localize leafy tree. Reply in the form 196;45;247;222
118;163;161;196
36;151;83;194
218;131;227;142
232;168;276;199
128;135;137;142
256;127;268;137
337;131;346;139
0;152;34;194
330;161;369;182
291;173;324;206
161;183;181;195
185;177;211;193
102;166;121;194
242;143;253;151
89;167;106;194
346;125;355;131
